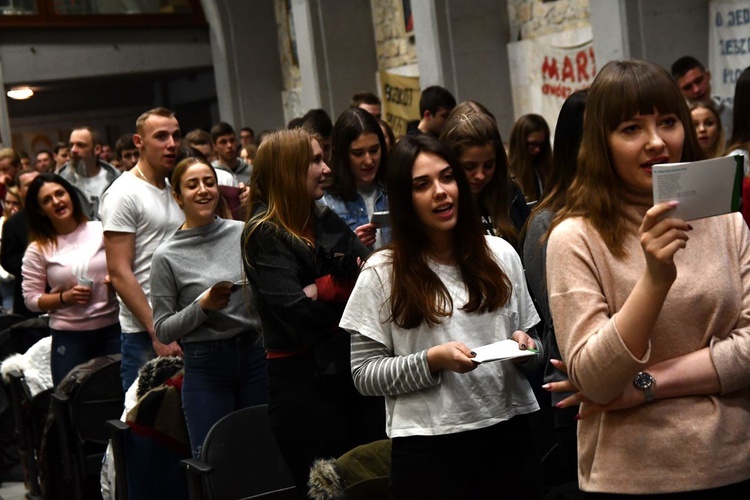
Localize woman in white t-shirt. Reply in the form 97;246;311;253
341;135;542;499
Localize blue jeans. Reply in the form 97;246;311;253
181;336;268;457
50;323;122;386
120;331;156;392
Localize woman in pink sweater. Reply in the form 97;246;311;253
22;173;120;386
546;60;750;497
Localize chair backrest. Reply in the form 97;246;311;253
42;355;124;500
200;404;295;500
69;358;124;447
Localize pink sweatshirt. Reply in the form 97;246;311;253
22;221;119;331
547;200;750;494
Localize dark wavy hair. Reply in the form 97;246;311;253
26;173;88;249
386;135;511;328
328;107;387;200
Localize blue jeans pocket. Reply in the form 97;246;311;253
183;342;214;359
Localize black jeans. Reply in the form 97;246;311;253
390;413;542;500
267;353;385;494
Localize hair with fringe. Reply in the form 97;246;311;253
689;100;725;159
440;102;520;247
328;107;387;200
550;60;703;257
386;135;511;329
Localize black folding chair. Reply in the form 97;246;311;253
181;404;296;500
50;355;124;499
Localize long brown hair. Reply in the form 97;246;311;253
440;102;521;247
244;129;316;247
387;135;511;329
25;173;88;249
550;60;703;257
508;114;552;202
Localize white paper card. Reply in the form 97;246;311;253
652;155;742;221
471;339;538;364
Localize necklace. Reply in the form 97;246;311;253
134;166;160;188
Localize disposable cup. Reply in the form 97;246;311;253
77;276;93;288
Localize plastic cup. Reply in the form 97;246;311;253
77;276;93;288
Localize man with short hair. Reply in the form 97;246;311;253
185;129;214;160
19;152;31;170
58;127;120;219
407;85;457;138
53;142;70;170
100;143;114;163
1;168;40;318
100;107;184;391
239;127;255;150
350;91;382;120
300;109;334;163
34;149;55;173
210;122;252;185
671;55;733;136
114;133;139;172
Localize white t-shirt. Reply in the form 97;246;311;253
340;236;540;437
76;167;111;203
99;171;185;333
210;161;239;187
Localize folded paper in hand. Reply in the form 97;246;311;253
471;339;538;364
191;279;248;305
652;155;743;221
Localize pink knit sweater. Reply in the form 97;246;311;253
547;202;750;494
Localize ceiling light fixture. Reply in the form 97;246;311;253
6;87;34;100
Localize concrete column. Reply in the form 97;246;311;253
0;59;11;148
410;0;515;136
589;0;630;64
201;0;286;130
590;0;708;70
412;0;446;87
290;0;323;111
291;0;378;118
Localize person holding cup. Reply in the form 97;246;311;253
21;173;120;386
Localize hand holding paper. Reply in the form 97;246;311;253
652;155;743;221
471;339;538;364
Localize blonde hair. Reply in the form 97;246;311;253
689;101;725;159
135;107;175;136
244;129;316;246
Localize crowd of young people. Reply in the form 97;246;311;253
1;56;749;499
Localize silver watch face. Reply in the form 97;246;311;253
634;371;654;390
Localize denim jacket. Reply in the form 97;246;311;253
320;185;391;249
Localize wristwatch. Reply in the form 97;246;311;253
633;371;656;403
